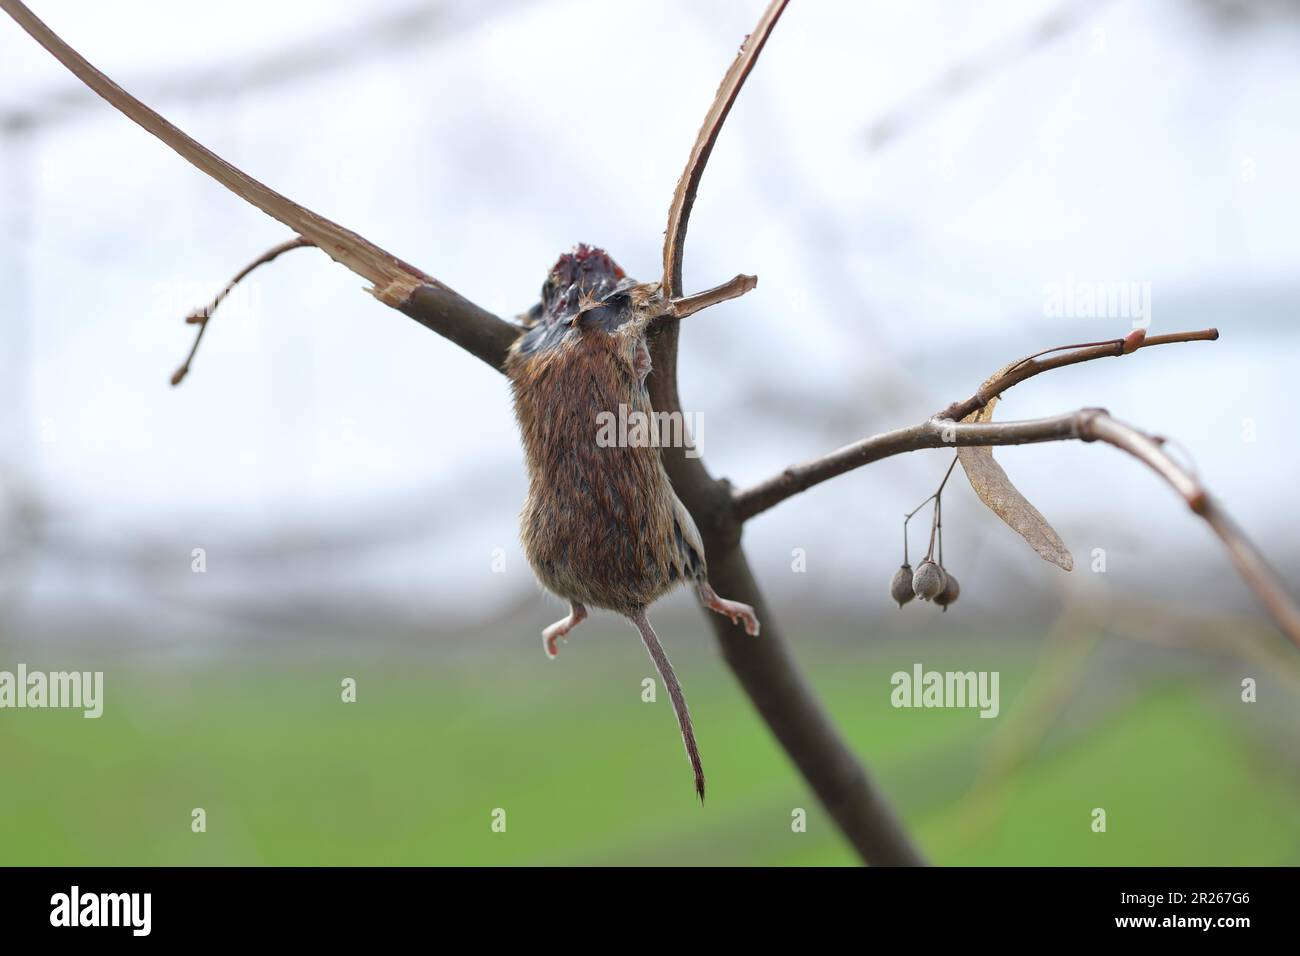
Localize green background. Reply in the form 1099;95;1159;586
2;626;1294;866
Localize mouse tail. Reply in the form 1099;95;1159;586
630;609;705;803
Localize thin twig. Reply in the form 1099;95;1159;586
662;0;789;299
171;236;314;386
670;273;758;318
902;455;958;564
1002;328;1145;376
938;327;1218;424
736;327;1219;519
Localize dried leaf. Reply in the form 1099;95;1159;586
956;370;1073;571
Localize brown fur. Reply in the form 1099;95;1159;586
507;318;706;616
505;246;758;801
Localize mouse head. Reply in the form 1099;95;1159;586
515;245;654;356
541;245;632;319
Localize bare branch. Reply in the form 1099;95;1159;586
1;0;519;371
171;236;314;386
670;273;757;318
737;328;1219;520
662;0;789;298
1081;415;1300;649
938;327;1219;424
647;0;925;865
734;412;1092;521
733;406;1300;651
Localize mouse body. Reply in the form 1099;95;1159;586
505;245;759;800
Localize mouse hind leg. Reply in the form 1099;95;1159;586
542;601;587;659
697;581;760;636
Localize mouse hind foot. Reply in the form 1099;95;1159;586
542;601;587;658
697;581;760;636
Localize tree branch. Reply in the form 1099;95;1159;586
649;0;925;866
734;412;1092;521
662;0;788;300
739;328;1221;519
0;0;519;371
171;236;314;385
732;402;1300;652
1080;414;1300;649
937;327;1219;424
670;273;758;319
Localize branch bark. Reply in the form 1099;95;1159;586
662;0;788;299
738;328;1221;519
734;412;1090;521
936;327;1219;424
733;367;1300;652
651;0;925;865
172;236;314;385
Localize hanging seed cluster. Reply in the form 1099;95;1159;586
891;458;961;612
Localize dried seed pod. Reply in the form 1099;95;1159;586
890;563;915;608
912;559;946;601
935;571;960;612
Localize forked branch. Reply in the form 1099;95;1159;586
733;333;1300;651
736;328;1220;518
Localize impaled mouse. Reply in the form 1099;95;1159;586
506;245;760;801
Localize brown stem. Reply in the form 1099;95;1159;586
937;327;1219;424
662;0;788;298
740;328;1220;519
171;236;314;386
648;308;925;865
647;0;925;865
903;462;950;566
670;273;758;319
